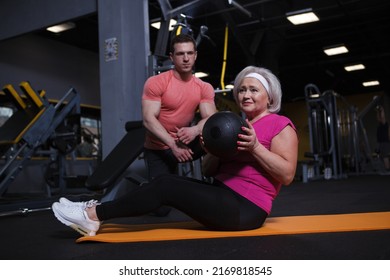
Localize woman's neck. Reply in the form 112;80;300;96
248;111;271;123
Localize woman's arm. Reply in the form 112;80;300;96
238;121;298;185
201;153;221;177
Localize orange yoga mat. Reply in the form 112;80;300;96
76;211;390;243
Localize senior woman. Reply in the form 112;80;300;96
52;66;298;237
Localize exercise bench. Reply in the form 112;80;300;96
84;121;146;201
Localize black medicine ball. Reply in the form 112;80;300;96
202;111;247;158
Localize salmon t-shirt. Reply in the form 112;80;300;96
142;70;215;150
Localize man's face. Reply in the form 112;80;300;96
170;42;197;74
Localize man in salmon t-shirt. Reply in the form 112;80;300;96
142;34;216;211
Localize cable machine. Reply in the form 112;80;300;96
304;84;344;181
303;84;383;182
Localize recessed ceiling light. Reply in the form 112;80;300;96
46;22;76;33
323;45;349;56
194;72;209;78
363;80;380;87
286;8;319;25
344;64;365;71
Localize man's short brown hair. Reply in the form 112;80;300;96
170;34;196;54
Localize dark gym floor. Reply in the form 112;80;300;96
0;174;389;260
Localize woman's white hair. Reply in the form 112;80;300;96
233;66;282;113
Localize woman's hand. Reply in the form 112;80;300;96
237;119;261;152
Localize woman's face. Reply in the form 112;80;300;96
237;77;269;120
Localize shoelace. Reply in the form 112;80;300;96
84;199;100;209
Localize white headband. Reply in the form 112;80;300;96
245;73;270;94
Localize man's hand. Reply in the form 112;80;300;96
175;126;199;145
171;142;194;162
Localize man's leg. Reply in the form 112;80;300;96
144;148;177;216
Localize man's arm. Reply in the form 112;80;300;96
142;99;195;162
176;102;217;144
196;101;218;130
142;99;176;148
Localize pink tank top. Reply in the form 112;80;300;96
215;114;296;214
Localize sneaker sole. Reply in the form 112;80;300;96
69;224;96;236
52;203;96;237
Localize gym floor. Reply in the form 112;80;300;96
0;174;389;260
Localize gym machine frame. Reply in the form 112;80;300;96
0;82;81;196
303;84;383;182
304;84;345;181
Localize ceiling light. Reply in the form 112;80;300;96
323;45;349;56
151;19;177;31
46;22;76;33
363;80;380;87
286;8;319;25
194;72;209;78
344;64;365;72
225;84;234;89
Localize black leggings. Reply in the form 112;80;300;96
144;138;206;180
96;174;268;231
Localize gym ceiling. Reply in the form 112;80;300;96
34;0;390;102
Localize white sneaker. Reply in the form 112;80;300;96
52;202;100;236
59;197;99;208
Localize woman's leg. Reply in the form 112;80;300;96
96;174;267;230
